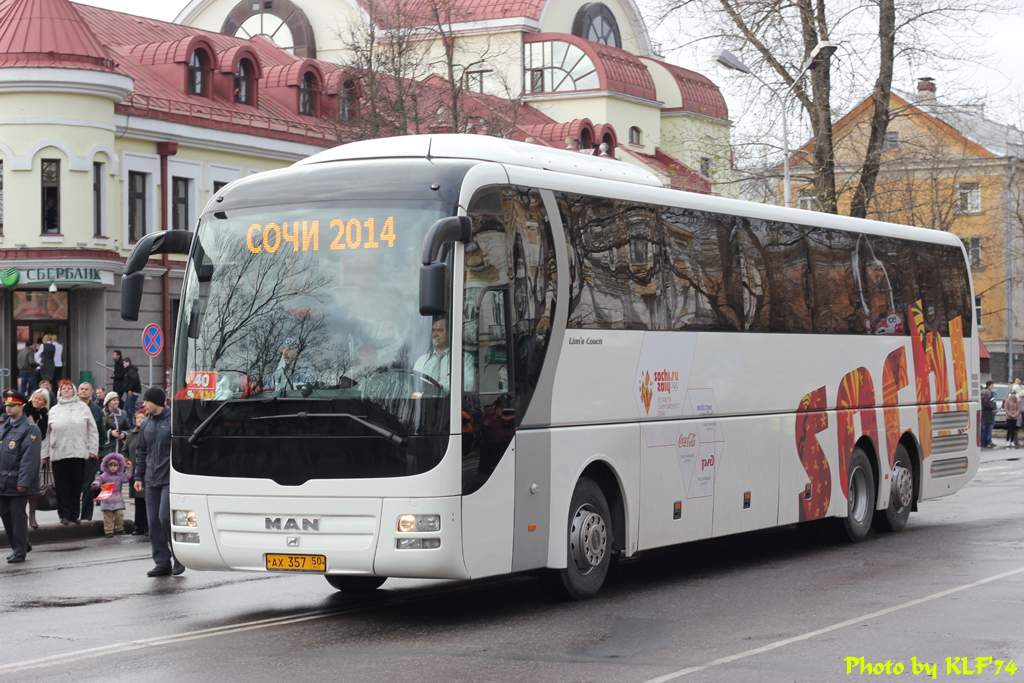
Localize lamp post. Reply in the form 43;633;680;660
715;41;837;208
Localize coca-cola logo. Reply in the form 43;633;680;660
678;433;697;448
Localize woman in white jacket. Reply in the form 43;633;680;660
42;379;98;525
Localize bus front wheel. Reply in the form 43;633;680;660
545;476;613;600
839;448;876;543
325;575;387;592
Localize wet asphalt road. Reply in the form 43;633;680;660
2;452;1023;683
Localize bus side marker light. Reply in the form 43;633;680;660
527;523;537;532
743;492;752;509
672;501;682;520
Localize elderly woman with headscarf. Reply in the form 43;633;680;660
24;388;50;529
42;379;98;525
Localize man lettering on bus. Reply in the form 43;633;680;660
413;317;475;392
133;386;184;577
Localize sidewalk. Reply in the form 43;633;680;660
1;504;141;548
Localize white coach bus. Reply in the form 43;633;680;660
121;135;979;599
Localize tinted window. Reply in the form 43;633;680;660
557;191;971;336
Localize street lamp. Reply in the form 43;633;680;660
715;41;838;208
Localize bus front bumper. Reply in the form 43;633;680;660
169;494;469;580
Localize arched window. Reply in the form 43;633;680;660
222;0;316;58
628;126;642;145
579;128;593;151
299;71;318;115
572;3;622;48
234;58;253;104
340;79;356;122
188;49;209;96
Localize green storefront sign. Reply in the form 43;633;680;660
1;267;114;287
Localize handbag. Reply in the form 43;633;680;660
31;462;59;511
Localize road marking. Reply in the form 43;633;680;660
0;577;490;677
644;565;1024;683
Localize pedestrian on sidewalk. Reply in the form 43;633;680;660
1;390;42;564
43;380;98;525
126;409;148;536
122;357;142;417
24;389;49;530
17;341;38;396
981;381;996;448
133;387;183;577
52;335;64;382
78;382;107;523
1006;392;1021;447
111;350;126;398
91;452;131;537
38;336;56;385
102;392;129;456
37;379;55;411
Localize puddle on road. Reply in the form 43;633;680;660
42;546;88;553
14;596;118;609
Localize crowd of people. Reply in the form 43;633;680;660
1;351;181;576
981;378;1024;449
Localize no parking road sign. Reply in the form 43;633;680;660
142;323;164;357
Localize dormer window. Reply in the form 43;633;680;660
188;49;209;95
235;58;253;104
628;126;642;145
299;71;317;115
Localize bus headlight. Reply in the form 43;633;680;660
397;514;440;533
173;510;198;528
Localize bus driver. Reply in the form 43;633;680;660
413;317;475;392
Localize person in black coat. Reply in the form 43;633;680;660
121;357;143;416
111;350;126;397
38;336;56;384
24;389;49;530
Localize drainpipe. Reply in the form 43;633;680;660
157;141;178;391
1007;156;1018;383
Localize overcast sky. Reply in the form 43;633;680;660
77;0;1024;130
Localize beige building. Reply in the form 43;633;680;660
0;0;732;388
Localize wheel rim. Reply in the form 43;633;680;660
848;466;869;524
569;503;607;574
891;463;913;510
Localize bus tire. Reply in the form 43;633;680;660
545;476;613;600
873;444;914;532
325;575;387;592
839;448;876;543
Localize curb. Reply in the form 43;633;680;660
1;519;137;548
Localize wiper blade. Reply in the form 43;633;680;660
188;397;278;446
249;412;406;445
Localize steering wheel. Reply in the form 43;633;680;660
361;367;445;400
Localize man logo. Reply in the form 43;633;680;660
265;517;320;532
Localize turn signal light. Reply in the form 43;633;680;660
173;532;200;544
396;538;441;550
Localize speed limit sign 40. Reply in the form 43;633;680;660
184;370;217;399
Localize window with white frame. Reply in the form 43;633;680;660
955;182;981;214
883;130;900;150
93;162;105;237
172;176;191;230
797;190;820;211
628;126;642;146
41;159;61;234
962;237;981;269
128;170;147;243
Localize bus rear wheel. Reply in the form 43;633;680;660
325;575;387;592
839;448;876;543
545;476;613;600
873;444;914;532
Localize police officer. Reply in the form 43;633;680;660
1;390;42;563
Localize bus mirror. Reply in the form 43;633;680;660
120;272;145;322
419;262;448;316
421;216;471;265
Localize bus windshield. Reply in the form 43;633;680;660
174;200;452;451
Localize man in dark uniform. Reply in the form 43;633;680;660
1;390;42;563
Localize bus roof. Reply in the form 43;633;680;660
284;134;962;250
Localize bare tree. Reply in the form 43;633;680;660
656;0;1004;217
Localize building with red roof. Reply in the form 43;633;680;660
0;0;732;383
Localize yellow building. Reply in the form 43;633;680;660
790;78;1024;379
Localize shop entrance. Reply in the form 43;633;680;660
10;289;71;386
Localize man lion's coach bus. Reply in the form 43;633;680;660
121;135;979;599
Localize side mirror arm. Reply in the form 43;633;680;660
120;230;194;321
418;216;471;317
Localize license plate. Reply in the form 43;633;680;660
265;553;326;573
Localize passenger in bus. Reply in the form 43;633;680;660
413;317;475;392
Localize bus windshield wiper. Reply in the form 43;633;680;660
248;412;407;445
188;398;278;446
